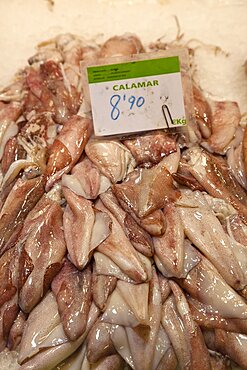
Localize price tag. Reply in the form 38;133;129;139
86;53;189;136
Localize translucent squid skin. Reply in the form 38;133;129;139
192;84;212;140
51;260;92;341
99;35;145;58
243;125;247;177
0;247;19;352
0;33;247;370
23;61;81;124
203;100;241;154
18;187;66;314
0;101;22;162
0;175;45;257
45;115;92;191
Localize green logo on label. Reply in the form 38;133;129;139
87;56;180;84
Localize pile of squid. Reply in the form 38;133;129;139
0;32;247;370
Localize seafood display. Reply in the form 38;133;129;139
0;32;246;370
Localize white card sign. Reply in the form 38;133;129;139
86;55;188;136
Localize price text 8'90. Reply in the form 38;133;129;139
110;94;145;121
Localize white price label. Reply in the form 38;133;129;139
87;56;187;136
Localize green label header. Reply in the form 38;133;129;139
87;56;180;84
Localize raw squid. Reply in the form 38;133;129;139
1;112;56;187
53;33;100;88
151;326;177;370
90;354;126;370
63;187;111;270
0;247;19;352
162;295;191;369
0;32;246;369
0;102;22;162
28;48;63;65
96;200;149;283
177;200;247;290
123;131;177;167
86;322;116;363
243;125;247;176
18;185;66;313
52;260;92;341
62;157;111;199
124;269;162;370
23;60;80;123
1;136;25;176
158;146;181;174
0;78;25;102
132;209;166;236
202;100;241;154
166;281;211;370
110;325;134;368
101;287;141;328
100;190;154;257
182;146;247;224
94;252;140;283
18;292;64;364
100;34;144;58
92;272;117;311
209;353;232;370
226;214;247;245
193;84;212;139
153;203;185;278
85;139;136;183
158;274;171;304
162;282;211;370
155;346;177;370
227;134;247;189
113;161;180;218
0;175;45;256
179;253;247;319
19;300;99;369
172;162;205;191
7;311;26;351
188;296;247;334
154;238;200;279
55;343;88;370
101;186;167;239
45;115;92;190
204;329;247;369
